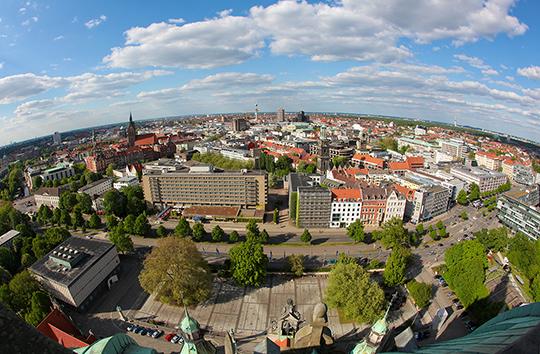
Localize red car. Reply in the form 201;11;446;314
164;333;176;342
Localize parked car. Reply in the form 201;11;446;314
178;336;184;343
152;330;164;339
140;328;149;336
171;334;181;344
126;324;135;332
133;326;144;334
164;333;176;342
146;329;156;337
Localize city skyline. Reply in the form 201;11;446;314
1;0;540;145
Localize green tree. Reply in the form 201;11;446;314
32;176;43;190
105;214;118;230
76;193;93;214
469;183;480;201
474;227;509;251
300;229;312;244
88;213;101;229
211;225;225;242
407;280;432;308
246;220;260;242
0;248;17;274
460;211;469;220
175;217;192;237
273;208;279;224
288;254;304;277
192;223;206;242
59;209;72;228
289;192;298;220
109;222;133;253
383;246;411;287
103;189;126;217
8;271;40;315
229;240;268;286
139;237;213;306
156;225;167;238
59;192;78;212
228;230;239;243
260;229;270;244
506;233;540;283
325;261;386;324
123;214;136;234
347;220;365;243
444;240;488;307
134;214;151;236
415;223;425;236
457;189;468;205
373;218;410;249
24;291;51;326
106;163;115;177
72;209;85;229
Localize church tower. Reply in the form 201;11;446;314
127;112;136;147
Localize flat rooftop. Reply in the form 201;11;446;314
79;178;111;192
30;237;115;287
0;230;20;246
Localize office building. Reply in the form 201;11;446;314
26;163;75;190
142;164;267;209
277;108;285;121
450;166;507;193
397;137;438;153
296;186;331;228
411;185;450;223
497;189;540;240
53;132;61;145
440;139;468;159
29;237;120;309
78;178;113;197
502;159;535;186
232;118;248;132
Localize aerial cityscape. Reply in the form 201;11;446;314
1;1;540;354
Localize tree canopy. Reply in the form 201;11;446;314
175;217;192;237
229;240;268;286
372;218;410;249
109;222;133;253
325;261;385;324
139;237;213;306
347;220;365;243
474;227;509;252
383;246;411;287
407;280;432;308
300;229;312;244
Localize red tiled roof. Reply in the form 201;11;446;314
393;183;415;200
388;161;409;171
352;153;384;168
331;188;362;200
36;308;94;349
343;167;369;175
135;133;158;146
406;156;424;168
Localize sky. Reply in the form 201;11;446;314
0;0;540;145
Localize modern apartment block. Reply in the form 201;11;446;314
450;166;507;193
497;189;540;240
142;164;267;210
476;151;503;171
78;178;113;197
440;139;468;159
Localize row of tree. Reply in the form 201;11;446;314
191;152;254;170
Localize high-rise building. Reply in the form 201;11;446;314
277;107;285;121
450;166;507;193
497;188;540;240
440;138;468;159
232;118;248;132
127;113;136;147
142;164;267;209
53;132;61;145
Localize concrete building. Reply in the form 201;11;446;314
78;178;113;197
142;165;267;210
397;137;438;153
411;185;450;223
277;108;285;121
26;163;75;190
29;237;120;309
497;188;540;240
296;186;331;228
53;132;61;145
113;176;139;190
34;186;69;208
232;118;248;132
0;230;20;248
476;151;504;171
502;159;535;186
450;166;508;193
414;125;427;136
384;189;406;223
144;158;183;173
440;139;468;159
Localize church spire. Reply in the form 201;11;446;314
129;112;133;122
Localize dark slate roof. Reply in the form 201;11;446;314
29;237;115;287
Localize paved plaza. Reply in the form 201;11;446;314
128;274;413;341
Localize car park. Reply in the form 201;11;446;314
146;329;156;337
140;328;149;336
152;330;164;339
165;333;176;342
133;326;144;334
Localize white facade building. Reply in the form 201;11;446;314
113;176;140;190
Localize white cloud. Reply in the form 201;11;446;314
53;35;64;41
19;7;27;14
0;62;3;69
85;15;107;29
167;18;185;24
0;73;65;104
517;66;540;80
103;17;264;69
104;0;527;69
482;68;499;76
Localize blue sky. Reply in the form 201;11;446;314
1;0;540;145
